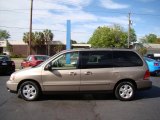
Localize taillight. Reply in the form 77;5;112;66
154;63;159;66
144;70;150;80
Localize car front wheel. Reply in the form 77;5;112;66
19;81;40;101
115;82;135;101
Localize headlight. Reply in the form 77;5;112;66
10;73;15;81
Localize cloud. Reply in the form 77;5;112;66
0;0;132;43
137;0;156;2
0;0;93;42
34;0;92;10
53;0;92;7
99;0;129;9
141;8;155;13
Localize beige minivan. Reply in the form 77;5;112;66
7;49;152;101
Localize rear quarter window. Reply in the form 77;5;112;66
0;56;10;61
113;51;143;67
35;56;49;61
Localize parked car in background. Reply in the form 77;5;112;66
7;49;152;101
21;55;50;68
0;55;15;75
144;57;160;76
147;53;160;61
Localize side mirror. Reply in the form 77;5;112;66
44;63;52;71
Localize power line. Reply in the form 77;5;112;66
0;25;65;32
1;8;160;17
0;25;91;34
36;0;84;5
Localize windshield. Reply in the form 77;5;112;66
153;57;160;61
0;56;10;61
34;56;50;61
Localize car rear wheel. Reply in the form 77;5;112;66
115;82;135;101
19;81;40;101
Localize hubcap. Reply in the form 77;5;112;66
119;85;133;99
22;84;36;99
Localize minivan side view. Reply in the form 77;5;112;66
6;49;152;101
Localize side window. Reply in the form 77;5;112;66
49;52;79;69
26;56;30;61
28;56;32;61
113;51;143;67
80;51;113;69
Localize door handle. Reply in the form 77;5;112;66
69;72;77;76
84;71;92;75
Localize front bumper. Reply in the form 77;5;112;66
6;80;18;93
136;80;152;90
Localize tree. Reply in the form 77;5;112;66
43;29;54;55
53;45;63;53
32;32;45;53
155;38;160;44
0;29;10;40
140;34;157;43
23;32;45;54
71;40;77;44
0;30;11;55
137;47;147;56
23;32;30;44
33;32;45;46
88;25;128;48
147;34;157;43
23;30;54;55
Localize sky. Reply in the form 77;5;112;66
0;0;160;44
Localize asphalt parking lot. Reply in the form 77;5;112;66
0;75;160;120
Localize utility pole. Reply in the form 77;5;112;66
66;20;71;64
128;12;131;48
29;0;33;55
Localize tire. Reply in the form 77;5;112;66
115;82;135;101
20;66;23;69
18;81;40;101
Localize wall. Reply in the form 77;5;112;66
11;45;65;57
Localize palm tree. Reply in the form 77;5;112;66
23;30;53;55
43;29;54;55
23;32;36;55
33;32;45;54
0;29;10;40
23;32;30;44
23;32;31;55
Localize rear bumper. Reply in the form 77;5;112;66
136;80;152;90
0;66;15;74
151;70;160;75
6;80;18;93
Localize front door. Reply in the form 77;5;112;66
42;52;80;91
80;51;114;91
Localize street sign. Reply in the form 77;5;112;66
0;41;7;47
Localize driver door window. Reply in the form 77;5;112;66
50;52;79;69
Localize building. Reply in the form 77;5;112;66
143;43;160;54
72;44;91;49
0;40;91;57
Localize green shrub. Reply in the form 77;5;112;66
10;54;24;58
